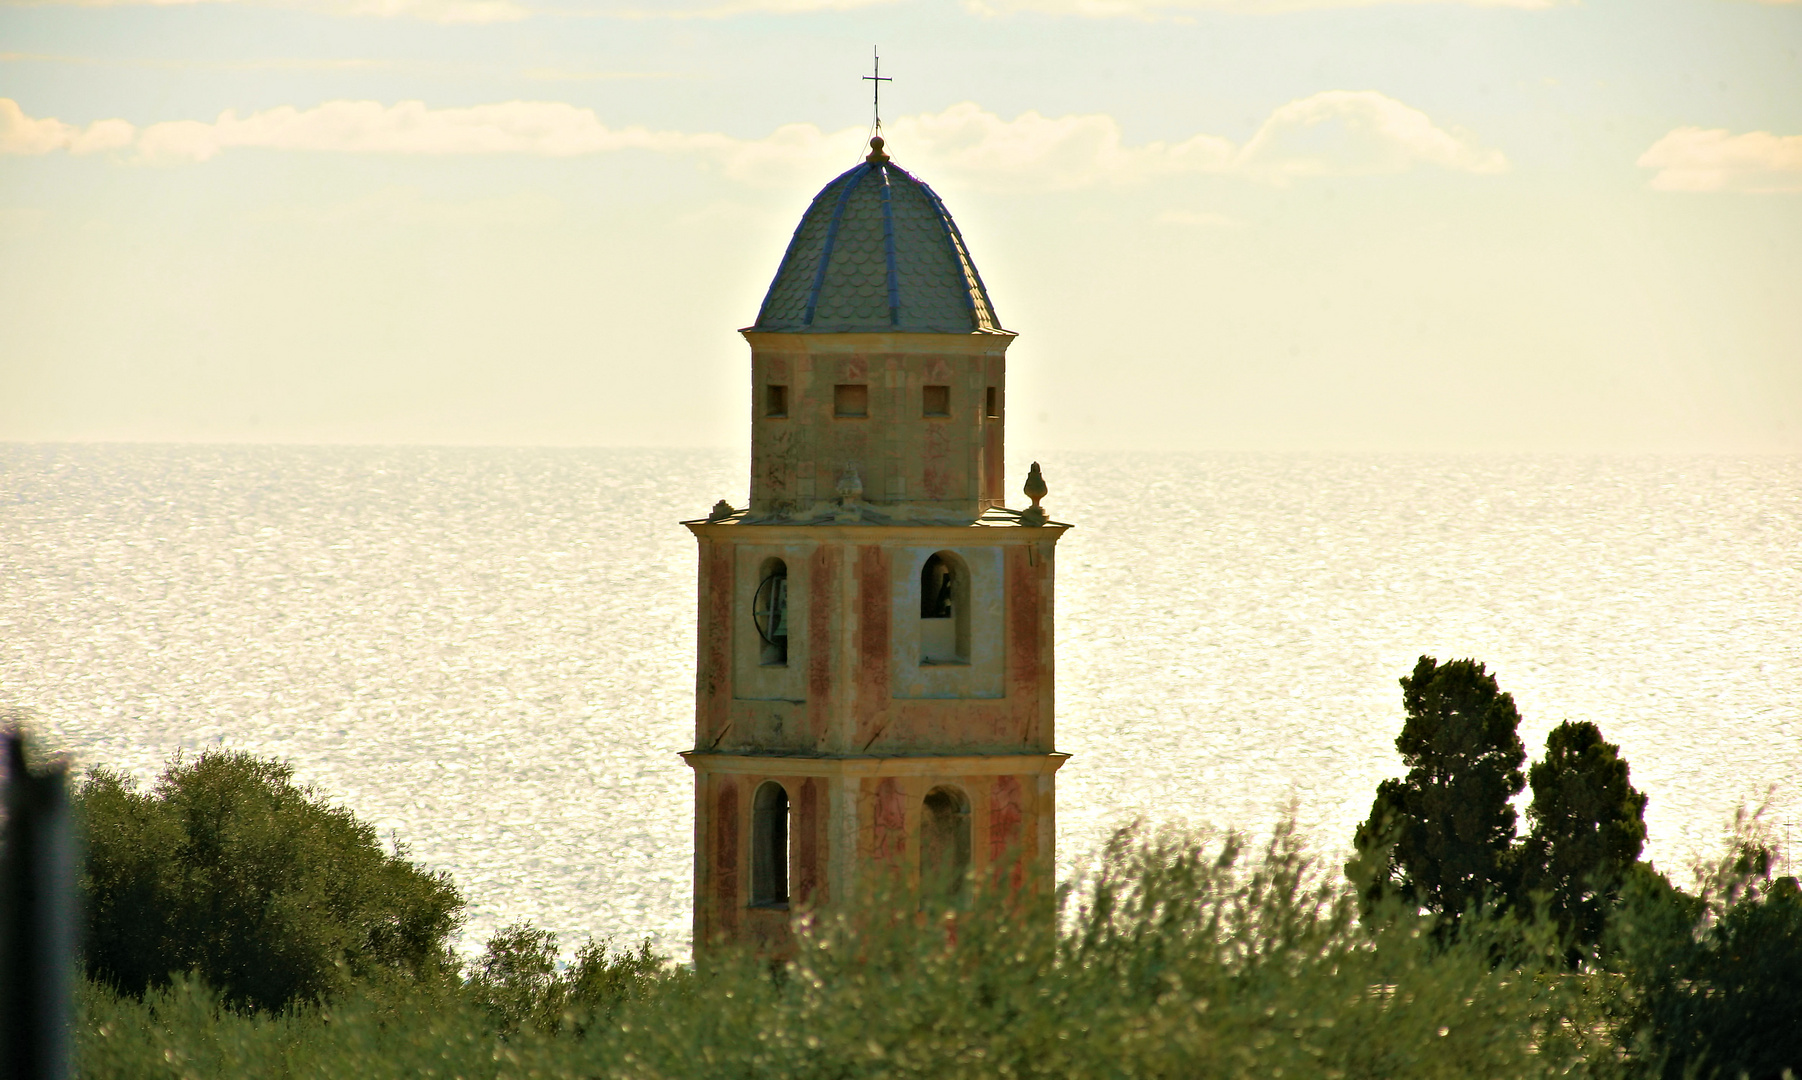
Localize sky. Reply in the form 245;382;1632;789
1;0;1798;452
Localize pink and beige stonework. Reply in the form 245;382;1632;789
682;141;1069;952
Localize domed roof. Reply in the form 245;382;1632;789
751;139;1005;335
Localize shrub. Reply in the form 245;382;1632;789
76;972;503;1080
580;822;1609;1080
562;935;662;1031
76;820;1613;1080
77;750;463;1012
468;922;562;1035
468;921;661;1036
1612;816;1802;1080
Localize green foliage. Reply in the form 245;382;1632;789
468;921;659;1036
61;708;1796;1079
468;921;561;1035
1522;720;1650;953
562;935;662;1030
74;821;1616;1080
1353;656;1527;924
76;750;464;1012
1610;815;1802;1080
76;972;502;1079
1350;654;1800;1078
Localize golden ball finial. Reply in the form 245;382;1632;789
866;135;890;164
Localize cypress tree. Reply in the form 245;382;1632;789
1520;720;1648;952
1353;656;1526;924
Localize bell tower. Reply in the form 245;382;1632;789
682;136;1069;952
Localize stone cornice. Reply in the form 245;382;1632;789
680;751;1069;777
682;520;1072;541
740;330;1015;352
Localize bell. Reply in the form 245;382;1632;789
770;577;789;639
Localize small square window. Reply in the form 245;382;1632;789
834;384;868;418
923;385;950;418
766;385;788;418
985;386;1000;419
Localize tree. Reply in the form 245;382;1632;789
469;921;663;1036
1520;720;1648;952
77;750;464;1011
469;921;563;1034
1613;831;1802;1080
1352;656;1526;924
1663;876;1802;1079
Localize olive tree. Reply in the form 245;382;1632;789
77;750;463;1011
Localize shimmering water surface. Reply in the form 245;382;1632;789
3;445;1798;959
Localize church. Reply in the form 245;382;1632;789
681;133;1070;951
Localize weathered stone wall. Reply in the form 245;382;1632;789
687;520;1066;951
692;526;1063;757
689;757;1062;950
745;332;1012;521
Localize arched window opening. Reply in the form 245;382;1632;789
920;786;971;908
753;559;789;666
919;552;969;665
751;781;790;908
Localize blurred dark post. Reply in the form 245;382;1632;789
1;728;75;1080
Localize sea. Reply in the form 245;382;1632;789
3;444;1798;960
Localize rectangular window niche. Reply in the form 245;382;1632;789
834;384;869;418
923;385;951;418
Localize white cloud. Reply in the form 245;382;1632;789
3;0;527;24
1637;127;1802;193
887;103;1235;190
246;185;565;226
0;98;135;155
963;0;1556;15
119;98;855;181
1234;90;1507;179
312;0;527;19
132;100;663;162
3;94;1507;188
599;0;898;16
517;67;680;81
0;0;1568;17
0;0;896;18
887;93;1503;189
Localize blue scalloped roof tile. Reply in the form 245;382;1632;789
751;155;1004;335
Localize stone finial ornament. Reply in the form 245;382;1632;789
836;464;864;502
834;464;864;522
1020;462;1049;527
707;500;735;522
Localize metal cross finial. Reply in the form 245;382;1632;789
863;47;892;134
